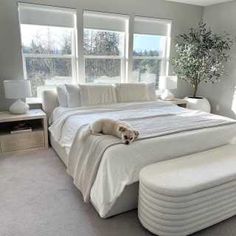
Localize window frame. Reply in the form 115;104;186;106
18;4;78;96
83;11;129;84
132;17;172;84
83;29;126;83
18;5;173;97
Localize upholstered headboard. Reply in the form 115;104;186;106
42;90;59;120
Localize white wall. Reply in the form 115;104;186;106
0;0;203;110
200;1;236;118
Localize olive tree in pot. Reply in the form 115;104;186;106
171;21;232;112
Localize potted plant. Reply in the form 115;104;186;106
171;21;232;112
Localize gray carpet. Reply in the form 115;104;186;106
0;149;236;236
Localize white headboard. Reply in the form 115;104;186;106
42;90;59;120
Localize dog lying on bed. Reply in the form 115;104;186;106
82;119;139;145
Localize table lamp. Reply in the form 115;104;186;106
159;76;178;100
4;80;32;114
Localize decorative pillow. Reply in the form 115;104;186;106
79;84;117;106
65;84;81;108
56;85;68;107
146;83;157;101
115;83;150;103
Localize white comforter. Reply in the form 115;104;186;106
49;101;236;217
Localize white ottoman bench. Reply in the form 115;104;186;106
138;144;236;236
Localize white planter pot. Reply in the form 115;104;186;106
184;97;211;113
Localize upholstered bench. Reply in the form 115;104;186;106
138;144;236;236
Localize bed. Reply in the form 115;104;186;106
43;89;236;218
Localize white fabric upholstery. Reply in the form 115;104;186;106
139;144;236;236
79;84;117;106
56;85;68;107
115;83;150;102
65;84;81;108
42;90;59;123
146;83;156;101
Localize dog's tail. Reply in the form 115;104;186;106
79;125;92;141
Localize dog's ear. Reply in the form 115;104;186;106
134;130;139;138
118;125;127;132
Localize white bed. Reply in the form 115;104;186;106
43;90;236;218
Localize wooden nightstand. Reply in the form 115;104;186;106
0;109;48;153
160;98;188;108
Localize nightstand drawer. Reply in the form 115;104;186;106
0;131;44;152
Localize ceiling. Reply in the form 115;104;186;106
167;0;234;6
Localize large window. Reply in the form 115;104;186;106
18;5;172;96
83;11;128;84
19;4;77;97
132;17;171;87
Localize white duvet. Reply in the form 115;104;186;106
49;101;236;217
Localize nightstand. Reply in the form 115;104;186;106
160;98;188;108
0;109;48;153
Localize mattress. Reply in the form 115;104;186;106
49;102;236;217
139;145;236;235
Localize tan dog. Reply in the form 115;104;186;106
89;118;139;145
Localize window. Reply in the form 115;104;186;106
132;17;171;87
18;5;172;94
18;4;77;97
83;11;128;84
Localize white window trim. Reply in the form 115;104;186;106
22;54;73;59
82;12;129;84
19;4;173;93
131;17;172;80
84;55;124;59
133;56;164;60
83;37;127;83
19;4;78;85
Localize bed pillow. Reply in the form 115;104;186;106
115;83;151;103
65;84;81;108
79;84;117;106
146;83;157;101
56;85;68;107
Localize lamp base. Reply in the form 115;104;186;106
9;99;29;114
161;89;175;101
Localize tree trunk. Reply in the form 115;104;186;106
193;83;198;98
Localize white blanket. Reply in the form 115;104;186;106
49;101;236;217
50;101;178;145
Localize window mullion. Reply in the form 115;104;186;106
23;54;73;59
71;17;78;83
127;15;134;83
77;8;85;83
22;54;28;80
133;56;163;60
84;55;123;59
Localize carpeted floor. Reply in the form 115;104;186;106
0;149;236;236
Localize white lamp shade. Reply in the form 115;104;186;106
159;76;178;90
4;80;32;99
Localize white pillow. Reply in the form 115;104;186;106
56;85;68;107
65;84;81;108
146;83;157;101
115;83;151;103
79;84;117;106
